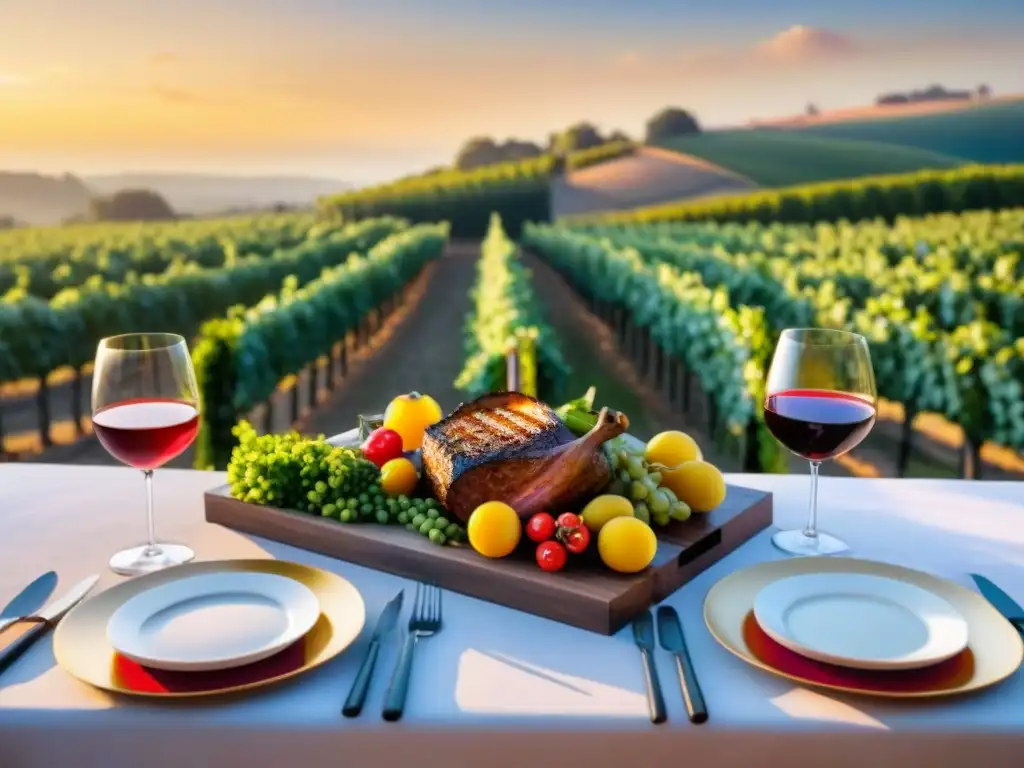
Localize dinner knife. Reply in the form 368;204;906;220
632;610;667;724
657;606;708;724
343;588;405;717
969;574;1024;634
0;574;99;676
0;571;58;635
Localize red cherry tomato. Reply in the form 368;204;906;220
536;540;567;572
361;427;405;468
563;525;590;554
556;512;581;530
526;512;556;543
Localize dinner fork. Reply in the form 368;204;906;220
382;582;442;722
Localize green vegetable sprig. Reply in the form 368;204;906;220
227;421;466;546
455;213;569;401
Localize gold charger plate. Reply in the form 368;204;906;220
705;557;1024;699
53;559;366;699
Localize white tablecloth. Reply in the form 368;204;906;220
1;464;1022;768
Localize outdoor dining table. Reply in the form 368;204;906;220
0;463;1022;768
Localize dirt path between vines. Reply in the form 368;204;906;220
523;252;738;469
299;242;479;439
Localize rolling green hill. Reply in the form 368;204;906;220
655;131;967;187
789;100;1024;164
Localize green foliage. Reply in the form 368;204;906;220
455;214;569;401
655;130;964;188
320;140;638;238
0;217;405;381
226;421;467;544
88;188;176;222
793;100;1024;165
194;223;449;470
0;212;318;299
558;207;1024;452
645;107;701;143
522;224;787;472
565;140;637;171
574;164;1024;227
322;157;554;238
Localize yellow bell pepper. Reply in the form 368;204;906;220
383;392;443;451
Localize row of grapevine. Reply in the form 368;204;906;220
0;217;405;386
0;213;319;299
455;214;569;402
588;215;1024;457
193;222;450;470
522;224;786;472
322;157;554;239
569;164;1024;227
527;220;1024;474
319;142;639;239
564;140;637;172
587;208;1023;336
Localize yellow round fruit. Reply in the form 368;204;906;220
380;457;419;496
383;391;443;451
645;430;702;469
467;501;522;558
581;494;635;533
666;460;726;513
598;517;658;573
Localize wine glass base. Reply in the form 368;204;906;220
110;543;195;576
772;529;849;557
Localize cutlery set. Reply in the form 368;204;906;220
345;582;443;722
2;566;1023;719
633;607;707;725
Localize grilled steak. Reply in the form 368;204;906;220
421;392;629;522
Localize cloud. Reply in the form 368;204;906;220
652;25;864;79
151;84;204;104
753;25;858;62
150;52;180;66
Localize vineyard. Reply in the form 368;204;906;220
1;160;1023;482
320;141;636;239
523;207;1024;477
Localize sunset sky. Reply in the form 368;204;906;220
1;0;1022;182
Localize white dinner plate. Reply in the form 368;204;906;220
106;572;321;672
753;572;969;671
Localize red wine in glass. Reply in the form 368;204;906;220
92;333;201;576
764;328;877;556
92;398;200;470
764;390;876;462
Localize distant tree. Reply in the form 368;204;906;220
551;122;606;155
89;189;176;222
454;136;543;170
806;102;820;116
608;129;633;143
977;84;992;101
0;214;18;229
454;137;502;170
644;107;701;143
500;139;545;162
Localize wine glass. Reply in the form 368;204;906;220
763;328;877;556
92;333;200;575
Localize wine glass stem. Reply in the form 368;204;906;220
803;460;821;539
142;469;162;557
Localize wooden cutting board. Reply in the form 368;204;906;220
204;481;771;635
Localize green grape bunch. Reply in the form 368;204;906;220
602;436;691;528
227;420;466;546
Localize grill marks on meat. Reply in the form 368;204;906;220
421;392;629;522
448;403;561;456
